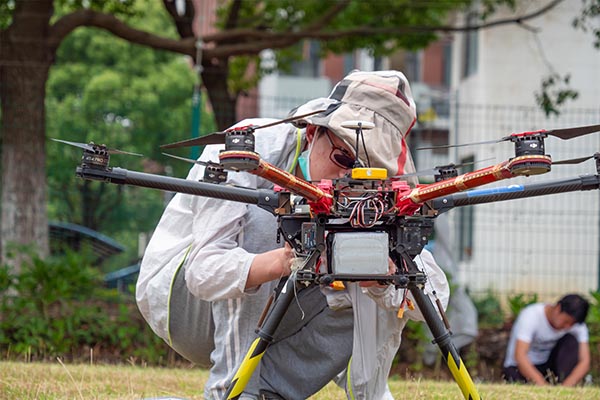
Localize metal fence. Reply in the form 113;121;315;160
446;102;600;300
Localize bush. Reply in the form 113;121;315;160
472;289;504;328
0;248;172;364
586;291;600;381
507;293;538;321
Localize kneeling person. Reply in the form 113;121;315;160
502;294;590;386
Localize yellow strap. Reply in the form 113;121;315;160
346;356;355;400
287;128;303;173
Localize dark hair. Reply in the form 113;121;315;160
558;294;589;323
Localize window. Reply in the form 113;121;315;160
290;40;321;78
462;13;479;78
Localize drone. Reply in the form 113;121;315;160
56;117;600;400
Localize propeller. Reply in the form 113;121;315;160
160;109;327;149
162;153;228;184
394;158;495;179
552;153;600;165
162;152;221;167
416;123;600;151
51;138;143;156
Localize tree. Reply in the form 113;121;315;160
0;0;583;269
45;3;214;264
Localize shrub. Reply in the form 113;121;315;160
0;248;172;364
507;293;538;321
472;289;504;328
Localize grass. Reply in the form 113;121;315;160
1;360;599;399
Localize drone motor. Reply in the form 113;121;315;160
509;134;552;176
81;143;110;170
435;167;459;182
203;163;228;184
218;127;261;171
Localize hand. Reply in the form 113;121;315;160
246;243;294;289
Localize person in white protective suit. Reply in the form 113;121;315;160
136;70;449;400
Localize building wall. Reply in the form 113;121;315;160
450;0;600;298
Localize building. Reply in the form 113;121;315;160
448;0;600;298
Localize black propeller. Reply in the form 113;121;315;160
416;124;600;151
552;153;600;165
51;138;143;156
162;153;228;184
394;158;495;179
162;152;220;167
160;109;327;149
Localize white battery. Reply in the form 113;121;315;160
330;232;389;275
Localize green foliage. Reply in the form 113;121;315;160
54;0;137;16
586;291;600;379
398;320;429;372
507;293;538;320
214;0;473;72
572;0;600;49
535;73;579;116
0;0;15;29
472;289;504;328
45;1;216;266
0;248;169;364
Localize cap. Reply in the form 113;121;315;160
288;70;417;176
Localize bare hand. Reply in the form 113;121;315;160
246;243;294;289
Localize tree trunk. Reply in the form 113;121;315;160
202;61;238;130
0;1;54;269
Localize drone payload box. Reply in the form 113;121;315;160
330;232;389;275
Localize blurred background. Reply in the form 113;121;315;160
1;0;599;377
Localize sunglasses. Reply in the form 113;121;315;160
323;130;357;169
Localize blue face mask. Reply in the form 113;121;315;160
297;144;312;181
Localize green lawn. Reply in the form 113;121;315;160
0;361;598;399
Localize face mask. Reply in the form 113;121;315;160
297;142;313;181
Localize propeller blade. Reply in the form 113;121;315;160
416;138;503;151
161;133;227;149
51;138;94;151
51;138;142;156
256;109;327;130
394;158;495;178
417;123;600;151
552;155;596;165
109;148;143;157
162;152;211;166
546;124;600;140
161;109;328;149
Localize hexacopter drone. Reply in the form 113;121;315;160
55;115;600;400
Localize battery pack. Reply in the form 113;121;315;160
330;232;389;275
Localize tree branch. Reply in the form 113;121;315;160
48;0;565;61
162;0;196;38
48;9;195;56
224;0;242;30
464;0;564;31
